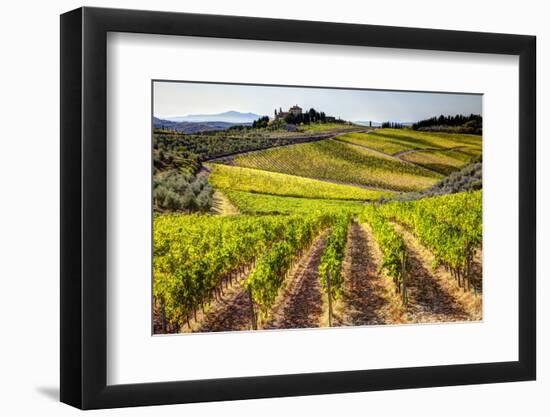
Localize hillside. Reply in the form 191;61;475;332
383;161;482;202
153;126;483;335
230;138;442;192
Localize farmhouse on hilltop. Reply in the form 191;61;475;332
274;105;302;121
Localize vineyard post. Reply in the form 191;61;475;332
327;270;333;327
464;255;470;291
401;251;408;305
247;286;257;330
471;253;477;296
159;299;167;333
466;253;472;293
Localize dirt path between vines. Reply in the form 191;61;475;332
211;190;240;215
264;230;329;330
333;222;406;326
178;267;254;333
391;222;482;322
393;145;467;158
191;278;254;333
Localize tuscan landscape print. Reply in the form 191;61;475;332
153;81;483;334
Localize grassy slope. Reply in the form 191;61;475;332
224;190;364;215
208;163;394;201
297;123;359;133
232;138;441;192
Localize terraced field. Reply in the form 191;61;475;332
208;163;395;201
232;139;441;192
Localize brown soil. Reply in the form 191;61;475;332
264;231;329;329
180;230;331;333
197;286;255;332
391;222;482;322
179;268;255;333
162;219;483;334
333;222;406;326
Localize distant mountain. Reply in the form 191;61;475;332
164;111;263;124
153;117;251;134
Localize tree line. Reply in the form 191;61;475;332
284;108;346;125
412;114;482;135
381;121;406;129
252;108;346;127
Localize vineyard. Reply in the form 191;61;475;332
208;163;394;201
153;126;484;334
360;206;408;303
379;190;482;292
154;189;482;332
223;190;365;215
338;130;481;176
154;212;347;331
369;129;482;152
232;139;441;192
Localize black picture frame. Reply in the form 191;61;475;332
60;6;536;410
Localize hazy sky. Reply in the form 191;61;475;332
153;81;482;122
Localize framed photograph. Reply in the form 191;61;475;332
60;7;536;409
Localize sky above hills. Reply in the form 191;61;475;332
153;80;482;123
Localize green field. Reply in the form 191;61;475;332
208;163;394;201
372;129;482;151
232;138;441;192
337;131;416;155
297;122;359;133
337;129;482;157
223;190;365;215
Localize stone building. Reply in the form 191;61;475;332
274;104;302;121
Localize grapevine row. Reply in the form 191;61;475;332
379;190;481;291
360;205;408;303
245;214;334;323
154;214;312;331
317;213;352;324
318;214;352;299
